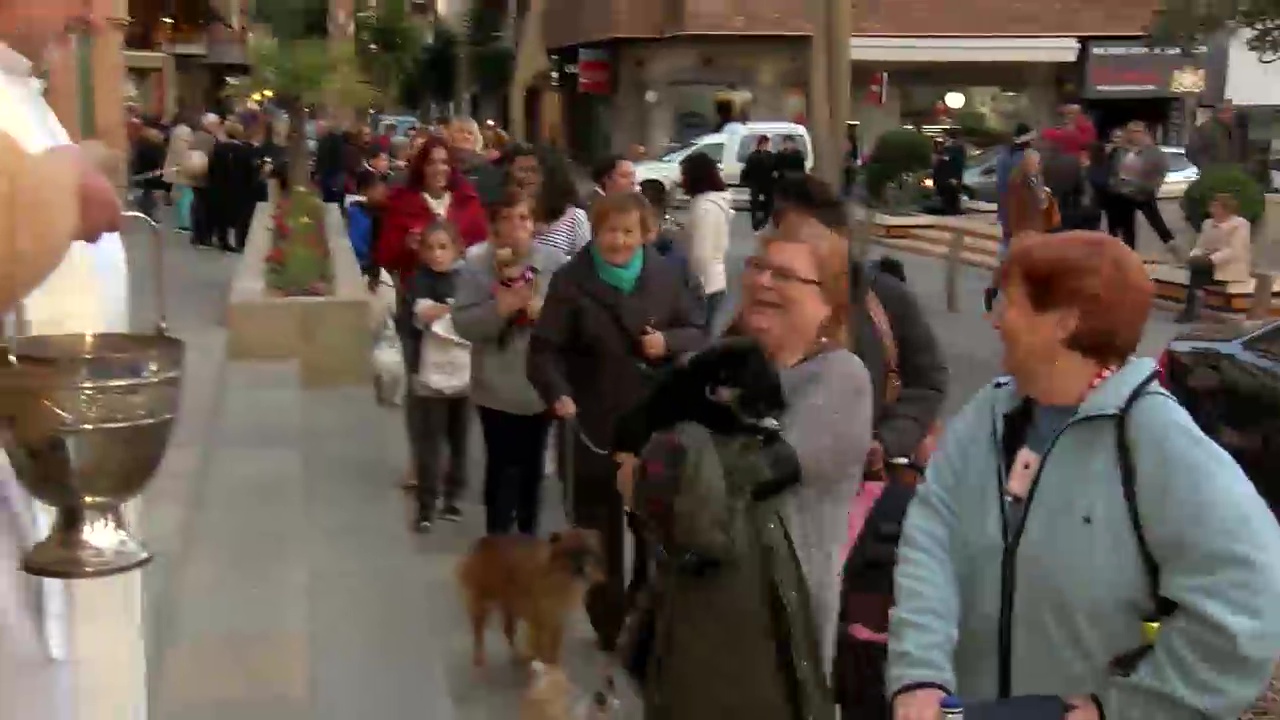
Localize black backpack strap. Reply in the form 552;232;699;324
1116;370;1179;621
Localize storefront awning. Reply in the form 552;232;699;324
849;36;1081;63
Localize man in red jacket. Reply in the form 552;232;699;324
1041;103;1097;156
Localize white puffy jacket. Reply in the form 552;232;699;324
687;190;733;295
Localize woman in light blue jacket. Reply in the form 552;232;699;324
889;231;1280;720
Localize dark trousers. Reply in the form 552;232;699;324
1188;253;1215;289
190;187;213;246
478;406;551;535
749;190;773;231
134;188;159;220
704;290;727;330
565;431;647;649
1111;195;1174;249
406;394;471;517
936;183;962;215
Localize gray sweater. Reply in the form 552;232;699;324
777;348;873;671
452;242;568;415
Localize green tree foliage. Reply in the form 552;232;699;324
1153;0;1280;62
355;2;424;107
865;129;936;206
1182;165;1267;227
402;22;459;111
463;3;515;99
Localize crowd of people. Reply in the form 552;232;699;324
318;112;1280;720
127;109;282;252
926;101;1257;324
5;1;1275;716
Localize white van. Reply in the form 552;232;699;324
634;121;814;208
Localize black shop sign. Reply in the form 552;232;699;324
1083;40;1209;99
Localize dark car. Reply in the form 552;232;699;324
1160;319;1280;516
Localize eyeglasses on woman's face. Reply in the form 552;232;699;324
743;255;822;288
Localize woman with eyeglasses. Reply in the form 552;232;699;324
611;209;873;718
890;231;1280;720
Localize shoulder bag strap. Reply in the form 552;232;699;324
1115;371;1179;620
864;289;901;406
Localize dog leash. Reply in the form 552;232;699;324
559;416;612;527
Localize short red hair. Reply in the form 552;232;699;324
997;231;1153;365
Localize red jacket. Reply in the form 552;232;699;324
1041;115;1098;156
375;178;489;281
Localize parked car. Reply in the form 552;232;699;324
1159;318;1280;516
634;121;814;208
959;145;1200;204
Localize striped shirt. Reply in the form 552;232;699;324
534;206;591;257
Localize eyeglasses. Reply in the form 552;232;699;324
744;256;822;287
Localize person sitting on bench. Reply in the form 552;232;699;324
1180;193;1251;323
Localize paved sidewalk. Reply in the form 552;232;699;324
131;217;635;718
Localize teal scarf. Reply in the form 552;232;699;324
590;243;644;294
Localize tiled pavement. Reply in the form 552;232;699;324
129;221;633;719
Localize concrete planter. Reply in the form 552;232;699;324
226;202;371;388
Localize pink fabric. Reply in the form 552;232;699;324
843;480;887;565
848;622;889;644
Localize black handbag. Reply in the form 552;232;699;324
957;695;1071;719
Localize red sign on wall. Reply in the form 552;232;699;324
578;48;612;95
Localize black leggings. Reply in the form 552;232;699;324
406;394;471;515
478;406;551;535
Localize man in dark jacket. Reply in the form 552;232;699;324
742;135;777;230
1189;102;1246;169
314;122;348;204
932;129;965;215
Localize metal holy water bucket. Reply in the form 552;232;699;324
0;212;184;579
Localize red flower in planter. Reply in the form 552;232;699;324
265;247;285;265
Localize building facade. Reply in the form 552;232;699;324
534;0;1203;158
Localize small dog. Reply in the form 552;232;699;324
521;660;576;720
457;528;605;668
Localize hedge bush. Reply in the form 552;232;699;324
865;129;935;204
1181;165;1266;229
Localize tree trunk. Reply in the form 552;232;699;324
455;44;470;116
282;95;310;193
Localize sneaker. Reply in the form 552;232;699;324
414;515;433;534
440;504;463;522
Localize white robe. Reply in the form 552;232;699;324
0;42;131;662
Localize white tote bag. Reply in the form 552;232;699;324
416;313;472;396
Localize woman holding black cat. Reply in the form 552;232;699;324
527;191;706;653
611;209;873;719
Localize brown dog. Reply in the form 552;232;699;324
457;529;605;668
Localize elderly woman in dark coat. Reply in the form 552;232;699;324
527;191;706;652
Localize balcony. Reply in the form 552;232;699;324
205;23;249;65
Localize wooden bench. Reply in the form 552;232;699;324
1149;264;1280;317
